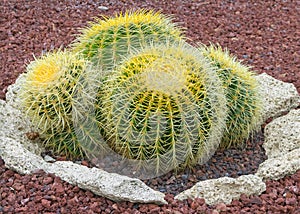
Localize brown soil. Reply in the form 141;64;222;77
1;0;299;213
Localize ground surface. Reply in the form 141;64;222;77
0;0;300;213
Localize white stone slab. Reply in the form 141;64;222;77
256;148;300;181
175;175;266;205
263;109;300;158
257;73;300;121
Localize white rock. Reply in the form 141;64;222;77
43;155;56;163
0;100;43;155
263;109;300;158
256;148;300;181
98;6;109;11
5;73;26;107
0;136;47;174
175;175;266;205
46;161;166;204
256;73;300;121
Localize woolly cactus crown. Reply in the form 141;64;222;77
24;51;82;89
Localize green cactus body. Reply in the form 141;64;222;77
44;124;85;159
19;51;87;158
75;41;227;177
200;44;262;148
71;10;184;69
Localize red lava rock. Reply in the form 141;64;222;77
111;203;119;211
44;195;57;201
278;205;288;213
289;185;299;194
56;156;67;161
12;182;24;191
43;177;54;185
51;182;65;194
69;196;79;206
147;204;158;211
195;198;205;206
229;199;241;207
149;206;161;213
72;186;80;193
87;202;99;213
190;200;198;210
139;204;149;213
284;191;294;198
215;202;227;212
104;208;112;213
275;197;285;204
239;194;251;204
6;193;16;203
268;192;278;199
41;199;51;208
285;197;297;205
249;196;263;205
81;160;89;166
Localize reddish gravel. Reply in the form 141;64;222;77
1;157;300;213
1;0;300;213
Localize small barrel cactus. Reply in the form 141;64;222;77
19;50;87;158
71;9;184;69
74;41;227;177
199;44;262;148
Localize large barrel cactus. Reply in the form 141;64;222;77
71;10;184;69
199;44;262;148
74;41;227;178
19;50;87;158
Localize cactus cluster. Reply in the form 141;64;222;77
18;9;262;177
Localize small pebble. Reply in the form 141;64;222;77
43;155;56;163
98;6;109;11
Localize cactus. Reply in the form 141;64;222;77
18;50;87;158
74;41;227;177
44;124;85;159
71;10;184;69
199;44;262;148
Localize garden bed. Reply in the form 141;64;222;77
1;0;299;213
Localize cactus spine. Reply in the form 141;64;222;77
199;44;262;148
19;50;87;158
